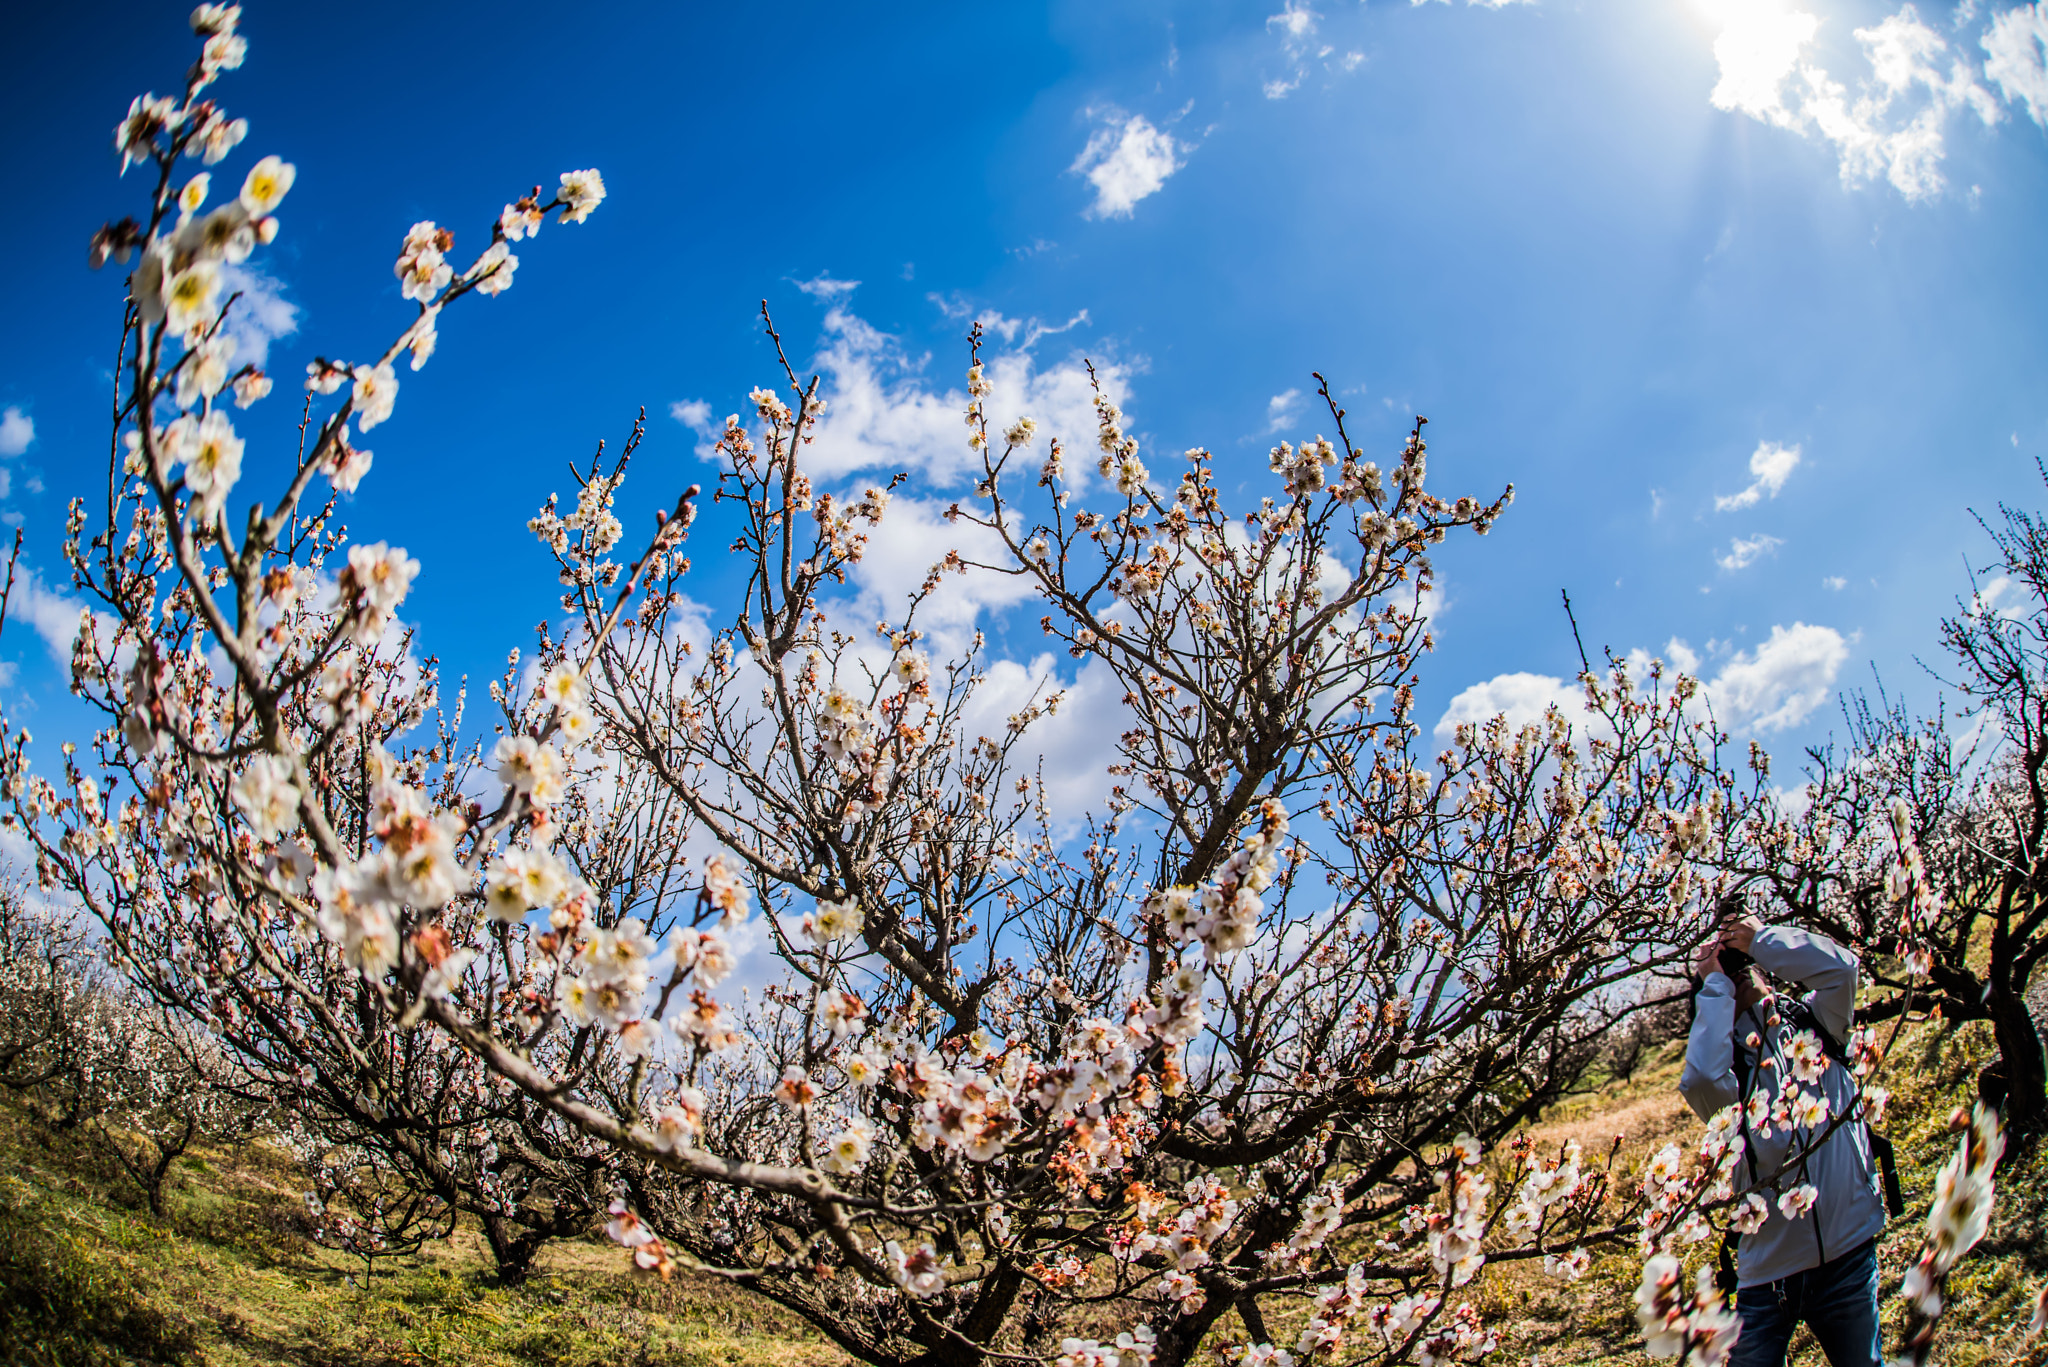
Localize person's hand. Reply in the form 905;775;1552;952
1721;915;1762;954
1694;937;1726;979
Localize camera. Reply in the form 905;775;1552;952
1716;943;1757;977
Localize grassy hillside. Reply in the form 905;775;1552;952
1;1024;2041;1367
0;1101;846;1367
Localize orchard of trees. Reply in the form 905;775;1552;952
0;10;2037;1367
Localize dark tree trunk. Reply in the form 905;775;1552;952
1148;1287;1235;1367
1986;984;2047;1144
478;1213;550;1286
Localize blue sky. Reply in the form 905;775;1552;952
2;0;2046;791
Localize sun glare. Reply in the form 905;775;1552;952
1694;0;1820;123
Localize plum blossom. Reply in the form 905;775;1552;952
472;240;518;296
231;753;300;840
886;1240;945;1298
176;334;235;407
180;410;243;518
557;168;606;223
701;854;749;924
230;366;270;408
811;896;864;944
163;258;222;334
238;155;295;216
819;1118;874;1175
311;862;401;976
351;362;398;430
495;734;566;807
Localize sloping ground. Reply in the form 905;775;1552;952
1;1025;2042;1367
0;1102;846;1367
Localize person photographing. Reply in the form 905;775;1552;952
1680;914;1894;1367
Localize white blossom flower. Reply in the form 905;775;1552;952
886;1240;945;1298
324;440;373;494
239;154;295;216
201;29;247;73
231;753;300;841
1730;1192;1769;1234
819;1118;874;1175
499;199;543;241
351;362;398;431
191;111;248;165
190;4;240;37
231;368;271;408
115;94;177;174
387;811;463;908
1544;1247;1591;1281
842;1050;885;1088
555;705;597;749
495;734;565;807
344;541;419;615
539;663;589;712
176;334;235;407
178;173;210;214
811;896;864;944
817;990;867;1040
181;410;244;517
616;1019;660;1059
311;861;401;976
701;854;749;924
557;168;607;223
1777;1184;1818;1219
773;1065;817;1111
473;240;518;296
164;258;222;334
649;1089;707;1151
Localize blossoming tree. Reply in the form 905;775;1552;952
4;10;2011;1367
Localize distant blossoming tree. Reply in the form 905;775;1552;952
3;11;2005;1367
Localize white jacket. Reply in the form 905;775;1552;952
1678;925;1886;1286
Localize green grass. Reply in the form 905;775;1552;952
0;1102;845;1367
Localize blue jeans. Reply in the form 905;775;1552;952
1730;1238;1880;1367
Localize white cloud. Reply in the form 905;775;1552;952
1266;388;1304;432
6;568;89;666
669;398;718;453
1071;112;1187;219
1434;671;1590;741
1823;574;1847;590
218;261;299;367
842;493;1039;641
1984;1;2048;125
1706;622;1849;732
961;653;1127;824
1264;2;1378;98
1718;533;1784;571
795;273;860;301
1436;624;1849;741
1269;1;1317;39
795;291;1136;490
1705;2;2003;202
0;407;32;458
1714;439;1801;511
